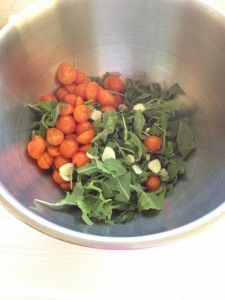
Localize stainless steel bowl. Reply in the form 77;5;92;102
0;0;225;249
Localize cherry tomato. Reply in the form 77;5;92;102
75;121;93;136
27;135;46;159
97;89;116;107
59;139;79;158
52;169;67;185
79;143;92;152
145;175;161;191
101;105;116;112
56;115;76;135
56;88;69;102
65;133;77;141
76;129;95;145
81;77;91;85
103;75;125;92
64;83;76;94
85;81;100;102
114;95;124;107
74;83;87;99
73;104;90;123
39;93;55;102
54;155;71;170
37;151;54;169
75;96;84;106
47;145;61;157
65;94;77;106
72;151;91;167
57;63;77;84
60;103;74;116
74;70;86;84
46;128;64;146
144;135;162;152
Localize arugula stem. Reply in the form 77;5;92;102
122;115;128;141
106;90;125;97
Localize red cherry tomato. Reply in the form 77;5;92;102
145;176;161;191
144;135;162;152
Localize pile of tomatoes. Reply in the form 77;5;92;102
27;63;125;190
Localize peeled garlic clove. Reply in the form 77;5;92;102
132;164;143;175
146;153;151;161
91;109;102;121
160;168;168;176
148;159;161;174
126;154;135;165
133;103;146;112
102;146;116;162
86;151;99;160
59;163;74;181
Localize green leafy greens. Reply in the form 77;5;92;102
33;76;196;225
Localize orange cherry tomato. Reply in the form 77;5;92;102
54;155;71;170
37;151;54;169
65;94;77;106
97;89;116;107
79;143;92;152
144;135;162;152
74;70;86;84
103;75;125;93
39;93;55;102
64;83;76;94
81;77;91;85
114;95;124;108
46;128;64;146
27;135;46;159
52;169;67;185
75;96;84;106
73;104;90;123
74;83;87;99
65;133;77;141
47;145;61;157
56;115;76;135
60;103;74;116
75;121;93;136
145;175;161;191
76;129;95;145
85;81;100;102
57;63;77;85
72;152;91;167
59;139;79;158
101;105;116;112
56;88;69;102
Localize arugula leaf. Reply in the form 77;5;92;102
163;83;185;100
106;173;131;203
137;189;165;212
177;119;196;159
134;110;145;139
28;100;65;137
92;111;118;143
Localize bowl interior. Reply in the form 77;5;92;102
0;0;225;244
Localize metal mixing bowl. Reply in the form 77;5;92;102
0;0;225;249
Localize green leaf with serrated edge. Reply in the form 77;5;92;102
134;110;145;139
177;119;196;159
35;182;84;207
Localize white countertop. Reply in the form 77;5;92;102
1;203;225;300
1;1;225;299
